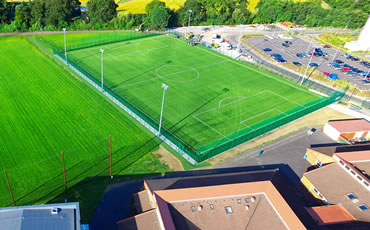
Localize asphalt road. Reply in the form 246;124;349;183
215;128;336;180
247;35;370;89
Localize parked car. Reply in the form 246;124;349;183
293;61;302;66
309;63;318;67
328;73;338;80
282;43;290;47
302;53;309;57
328;62;336;66
363;79;370;83
351;57;359;61
335;59;344;64
285;40;293;45
296;53;303;58
263;48;272;52
323;45;331;48
323;72;330;76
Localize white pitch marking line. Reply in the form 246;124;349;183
267;90;304;107
193;116;230;140
194;90;269;117
174;36;319;97
240;109;276;124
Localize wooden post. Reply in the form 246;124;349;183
62;152;67;194
110;136;113;179
4;170;15;206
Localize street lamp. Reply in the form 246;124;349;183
63;28;67;63
158;83;169;136
100;48;104;91
238;24;243;48
187;9;192;34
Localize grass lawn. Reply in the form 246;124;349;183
0;36;170;220
65;34;321;156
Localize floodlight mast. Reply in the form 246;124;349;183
100;49;104;91
238;24;242;48
158;83;169;136
301;36;314;85
63;28;67;63
187;9;192;34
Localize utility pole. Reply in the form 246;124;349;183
158;83;169;136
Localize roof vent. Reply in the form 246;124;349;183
245;205;250;211
352;198;360;204
250;197;256;202
198;205;203;211
51;208;61;215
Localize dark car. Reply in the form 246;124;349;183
335;59;344;64
309;63;318;67
285;40;293;45
293;61;302;66
282;43;290;47
323;45;331;48
263;48;272;52
351;57;359;61
296;53;303;58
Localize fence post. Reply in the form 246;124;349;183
4;170;15;207
62;152;67;194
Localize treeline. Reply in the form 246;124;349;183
0;0;368;33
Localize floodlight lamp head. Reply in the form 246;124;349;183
100;48;104;53
63;28;66;31
189;9;192;13
161;83;169;90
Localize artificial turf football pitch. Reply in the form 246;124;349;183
67;34;321;153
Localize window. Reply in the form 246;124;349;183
350;170;356;175
339;160;344;165
346;193;357;200
364;181;369;187
357;176;363;181
345;166;350;170
191;206;196;212
314;188;319;193
237;199;241;204
358;204;368;211
210;204;214;210
225;206;233;214
245;198;249;203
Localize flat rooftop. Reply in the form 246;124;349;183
0;203;80;230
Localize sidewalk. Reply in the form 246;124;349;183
328;103;370;120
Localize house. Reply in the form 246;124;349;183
304;143;370;168
0;202;82;230
117;169;307;230
301;149;370;225
323;119;370;143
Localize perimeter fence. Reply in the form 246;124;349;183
54;31;347;164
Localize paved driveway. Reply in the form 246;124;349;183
215;128;336;182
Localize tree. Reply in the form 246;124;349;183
31;0;45;25
177;0;204;26
0;0;9;24
145;0;165;14
15;2;33;27
87;0;117;24
148;5;170;29
44;0;80;26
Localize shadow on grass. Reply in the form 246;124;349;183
47;164;324;229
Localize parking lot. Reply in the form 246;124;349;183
246;35;370;89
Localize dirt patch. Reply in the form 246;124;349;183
207;106;353;165
153;145;184;171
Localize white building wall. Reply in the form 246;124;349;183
323;123;341;141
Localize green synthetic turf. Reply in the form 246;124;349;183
0;36;169;208
67;35;320;152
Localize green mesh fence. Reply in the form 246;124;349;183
362;100;370;109
53;32;160;52
53;34;347;164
